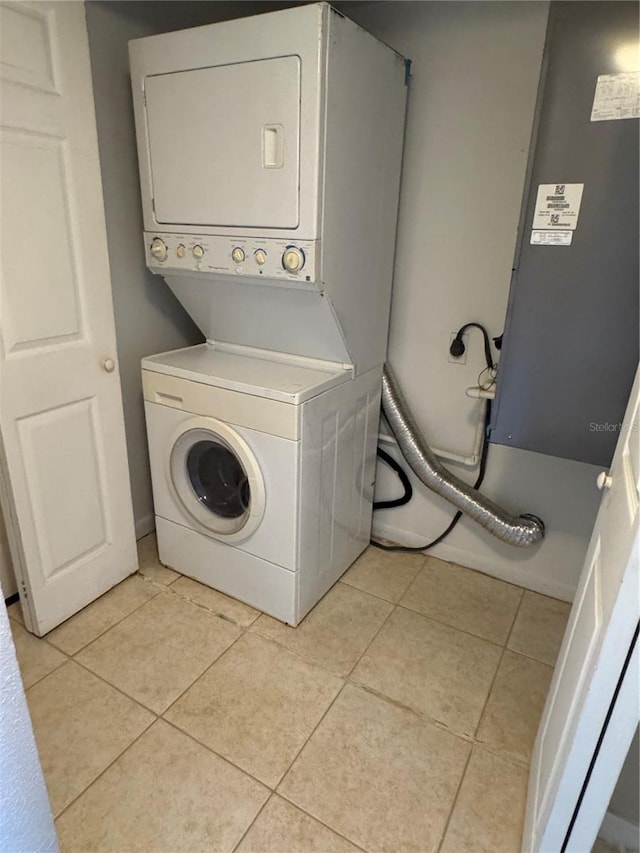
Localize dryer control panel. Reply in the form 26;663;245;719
145;233;319;284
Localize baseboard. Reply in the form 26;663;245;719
135;513;155;541
599;811;640;852
371;519;575;602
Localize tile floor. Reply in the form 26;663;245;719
7;535;573;853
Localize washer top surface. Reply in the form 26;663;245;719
142;344;351;404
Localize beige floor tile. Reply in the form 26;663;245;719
167;633;342;787
476;650;553;764
279;684;470;853
10;620;66;689
76;591;240;713
171;576;260;628
137;531;180;585
508;591;571;665
400;557;523;644
55;719;268;852
47;574;159;655
352;607;501;737
591;839;621;853
7;600;25;625
251;583;392;676
27;660;153;816
440;747;528;853
237;796;360;853
340;546;424;602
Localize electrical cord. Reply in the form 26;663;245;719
371;322;497;553
448;322;495;370
371;400;492;552
373;447;413;510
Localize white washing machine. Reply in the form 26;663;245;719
143;343;381;625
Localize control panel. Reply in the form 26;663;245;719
145;233;318;284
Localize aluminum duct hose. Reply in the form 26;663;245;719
381;365;545;547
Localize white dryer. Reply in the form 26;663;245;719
143;344;381;625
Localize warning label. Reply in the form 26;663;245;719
530;230;573;247
591;72;640;122
532;183;584;231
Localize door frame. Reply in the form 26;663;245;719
563;623;639;852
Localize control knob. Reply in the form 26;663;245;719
192;244;205;260
150;238;168;262
232;247;245;264
282;246;305;273
254;249;267;266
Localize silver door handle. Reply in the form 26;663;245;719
103;357;115;373
596;471;613;491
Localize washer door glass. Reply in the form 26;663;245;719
170;425;263;538
186;440;250;520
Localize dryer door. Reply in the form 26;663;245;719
144;56;300;230
169;418;266;542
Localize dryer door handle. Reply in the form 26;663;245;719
262;124;284;169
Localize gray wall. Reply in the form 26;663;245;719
348;1;603;600
609;728;640;830
85;1;285;538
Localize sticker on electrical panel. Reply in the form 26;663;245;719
591;72;640;122
532;183;584;233
530;230;573;246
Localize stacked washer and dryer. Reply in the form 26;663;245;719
129;3;408;624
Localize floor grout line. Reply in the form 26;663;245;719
272;680;380;850
502;646;556;670
434;743;474;853
52;714;157;824
159;627;247;718
273;680;349;795
504;586;527;649
274;791;370;853
20;656;69;693
470;586;526;746
70;656;162;719
344;598;399;680
45;577;164;657
229;791;275;852
160;715;272;792
337;554;424;605
160;576;260;628
393;600;511;648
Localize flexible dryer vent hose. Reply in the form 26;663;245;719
381;365;545;548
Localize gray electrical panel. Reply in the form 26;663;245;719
490;1;639;467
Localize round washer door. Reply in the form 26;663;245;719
168;417;266;543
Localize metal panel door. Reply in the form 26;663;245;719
145;57;301;229
0;0;137;635
491;1;639;466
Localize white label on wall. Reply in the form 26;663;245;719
532;183;584;231
591;72;640;122
530;229;573;246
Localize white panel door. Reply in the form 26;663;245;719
145;56;300;229
523;366;639;852
0;0;137;635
